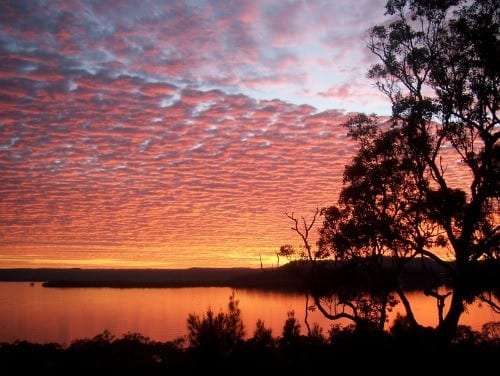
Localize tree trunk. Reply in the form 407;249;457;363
436;288;464;345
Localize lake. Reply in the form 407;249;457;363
0;282;498;346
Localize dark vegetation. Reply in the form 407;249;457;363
1;292;498;375
0;266;305;290
0;257;497;292
283;258;500;293
278;0;499;345
1;0;498;372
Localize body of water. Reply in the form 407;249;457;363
0;282;498;345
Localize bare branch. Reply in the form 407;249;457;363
285;208;320;261
477;293;500;314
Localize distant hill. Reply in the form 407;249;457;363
0;258;497;292
0;267;265;287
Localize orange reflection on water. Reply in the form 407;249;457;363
0;283;497;345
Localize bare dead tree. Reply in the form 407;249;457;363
284;207;321;336
285;207;320;262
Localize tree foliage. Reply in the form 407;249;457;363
186;291;245;356
3;310;498;374
312;0;499;344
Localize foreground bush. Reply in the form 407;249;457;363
1;295;499;374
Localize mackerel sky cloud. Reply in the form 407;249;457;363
0;0;420;268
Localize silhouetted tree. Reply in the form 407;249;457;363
0;303;498;374
250;319;274;349
315;0;499;345
246;318;276;367
280;310;301;346
186;290;245;359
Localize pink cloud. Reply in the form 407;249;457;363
318;83;352;99
0;0;428;267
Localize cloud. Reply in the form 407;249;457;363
318;84;352;99
0;61;355;263
0;0;394;115
2;0;458;268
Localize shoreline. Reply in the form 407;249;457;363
1;259;498;292
0;267;305;291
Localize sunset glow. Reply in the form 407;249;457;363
0;0;472;268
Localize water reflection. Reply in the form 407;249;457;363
0;282;497;345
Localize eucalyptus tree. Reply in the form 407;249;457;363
311;0;499;344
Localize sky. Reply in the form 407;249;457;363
1;0;412;269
